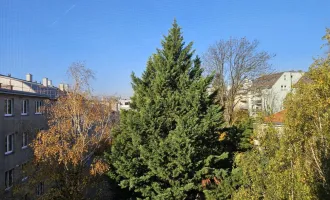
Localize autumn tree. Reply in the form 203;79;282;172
232;29;330;200
17;63;118;200
105;21;232;199
203;38;273;125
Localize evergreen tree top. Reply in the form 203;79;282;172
130;20;208;110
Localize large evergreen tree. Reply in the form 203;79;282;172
106;21;230;199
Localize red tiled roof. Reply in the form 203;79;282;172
264;110;286;124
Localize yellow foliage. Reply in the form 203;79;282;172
219;132;227;141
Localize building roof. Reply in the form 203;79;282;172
252;72;284;89
264;110;286;124
295;74;313;86
0;88;51;98
0;74;60;99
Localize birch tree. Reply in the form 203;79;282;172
17;63;118;200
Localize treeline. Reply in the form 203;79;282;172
15;23;330;200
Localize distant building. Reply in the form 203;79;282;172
0;73;61;198
247;71;304;116
118;99;131;110
234;79;252;111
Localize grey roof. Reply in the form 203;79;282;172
252;72;284;89
295;75;313;86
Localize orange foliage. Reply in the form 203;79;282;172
29;63;119;199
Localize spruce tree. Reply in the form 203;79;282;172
106;21;230;199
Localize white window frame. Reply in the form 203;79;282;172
5;134;14;155
4;98;13;116
22;132;28;149
21;99;28;115
35;101;42;114
5;169;14;190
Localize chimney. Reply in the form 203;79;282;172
42;78;48;87
48;80;52;87
59;83;65;91
26;73;32;82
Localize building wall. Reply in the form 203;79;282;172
0;93;47;197
248;71;303;116
263;72;303;113
118;99;131;110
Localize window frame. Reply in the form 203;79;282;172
4;98;13;116
21;99;29;115
22;132;28;149
5;169;14;190
21;162;28;182
35;100;43;114
5;133;14;155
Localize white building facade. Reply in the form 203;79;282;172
247;71;304;116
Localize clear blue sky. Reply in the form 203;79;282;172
1;0;329;97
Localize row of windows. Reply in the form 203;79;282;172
4;99;43;116
5;132;29;155
5;167;44;196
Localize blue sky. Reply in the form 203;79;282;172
0;0;329;97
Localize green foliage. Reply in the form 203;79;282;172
231;110;254;151
105;21;230;199
232;29;330;200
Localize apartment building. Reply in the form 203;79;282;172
0;73;60;199
247;71;304;116
234;79;252;111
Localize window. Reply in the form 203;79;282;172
284;75;286;80
5;169;14;190
22;132;28;149
22;99;29;115
124;102;130;105
35;100;43;114
21;162;28;181
4;98;13;116
36;182;44;196
5;134;14;154
281;85;283;90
